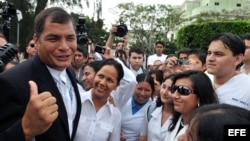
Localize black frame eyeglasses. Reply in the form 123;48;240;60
171;85;193;95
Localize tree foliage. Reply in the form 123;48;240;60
176;21;250;51
0;0;104;54
114;3;184;55
194;8;250;23
176;7;250;52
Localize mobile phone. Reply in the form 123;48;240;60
94;45;106;54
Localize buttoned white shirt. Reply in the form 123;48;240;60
47;66;77;137
164;116;188;141
140;106;173;141
75;90;121;141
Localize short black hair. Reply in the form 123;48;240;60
209;33;245;56
242;33;250;40
129;46;144;56
34;7;76;39
155;41;165;47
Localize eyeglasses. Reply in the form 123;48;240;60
30;44;34;48
171;85;193;95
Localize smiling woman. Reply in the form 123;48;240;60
164;70;219;141
75;57;137;141
75;58;124;141
120;73;155;141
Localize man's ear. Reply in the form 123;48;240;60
235;54;243;67
33;34;39;50
33;34;38;43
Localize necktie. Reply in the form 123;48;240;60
54;74;75;136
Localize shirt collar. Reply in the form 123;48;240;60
82;89;114;114
47;66;67;83
131;95;148;114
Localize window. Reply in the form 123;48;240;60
215;2;219;6
236;3;241;7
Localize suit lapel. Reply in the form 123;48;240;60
66;68;82;139
31;55;70;137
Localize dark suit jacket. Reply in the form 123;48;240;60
0;55;82;141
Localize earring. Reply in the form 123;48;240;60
197;103;200;107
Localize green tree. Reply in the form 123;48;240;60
0;0;104;53
194;8;250;23
114;2;183;55
176;21;250;51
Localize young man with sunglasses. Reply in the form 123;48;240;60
206;33;250;110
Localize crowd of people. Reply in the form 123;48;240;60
0;6;250;141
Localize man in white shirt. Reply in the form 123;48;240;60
147;41;167;71
206;33;250;110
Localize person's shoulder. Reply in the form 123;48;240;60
80;89;92;103
233;72;250;80
143;69;149;74
163;54;167;57
148;54;157;57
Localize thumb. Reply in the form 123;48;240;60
29;80;38;98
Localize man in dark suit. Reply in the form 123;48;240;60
0;7;81;141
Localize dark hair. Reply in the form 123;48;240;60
76;47;84;55
189;104;250;141
177;48;191;58
129;46;145;57
166;54;177;59
156;74;176;107
149;70;164;85
115;49;127;60
169;70;219;131
97;58;124;83
188;49;207;65
241;33;250;40
34;7;76;39
115;40;124;48
136;73;155;98
83;61;102;74
209;33;245;56
155;41;165;47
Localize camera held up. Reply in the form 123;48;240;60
0;1;17;41
115;21;128;37
175;59;188;66
76;14;88;45
0;43;18;72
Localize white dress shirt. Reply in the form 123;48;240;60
140;106;173;141
75;90;121;141
47;66;77;137
147;54;167;66
164;116;188;141
111;58;137;110
121;97;152;141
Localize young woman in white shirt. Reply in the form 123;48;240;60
140;74;176;141
164;70;218;141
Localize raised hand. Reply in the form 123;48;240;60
22;81;58;140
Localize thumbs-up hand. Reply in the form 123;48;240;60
22;81;58;140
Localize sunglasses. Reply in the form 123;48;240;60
171;85;193;95
30;44;34;48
